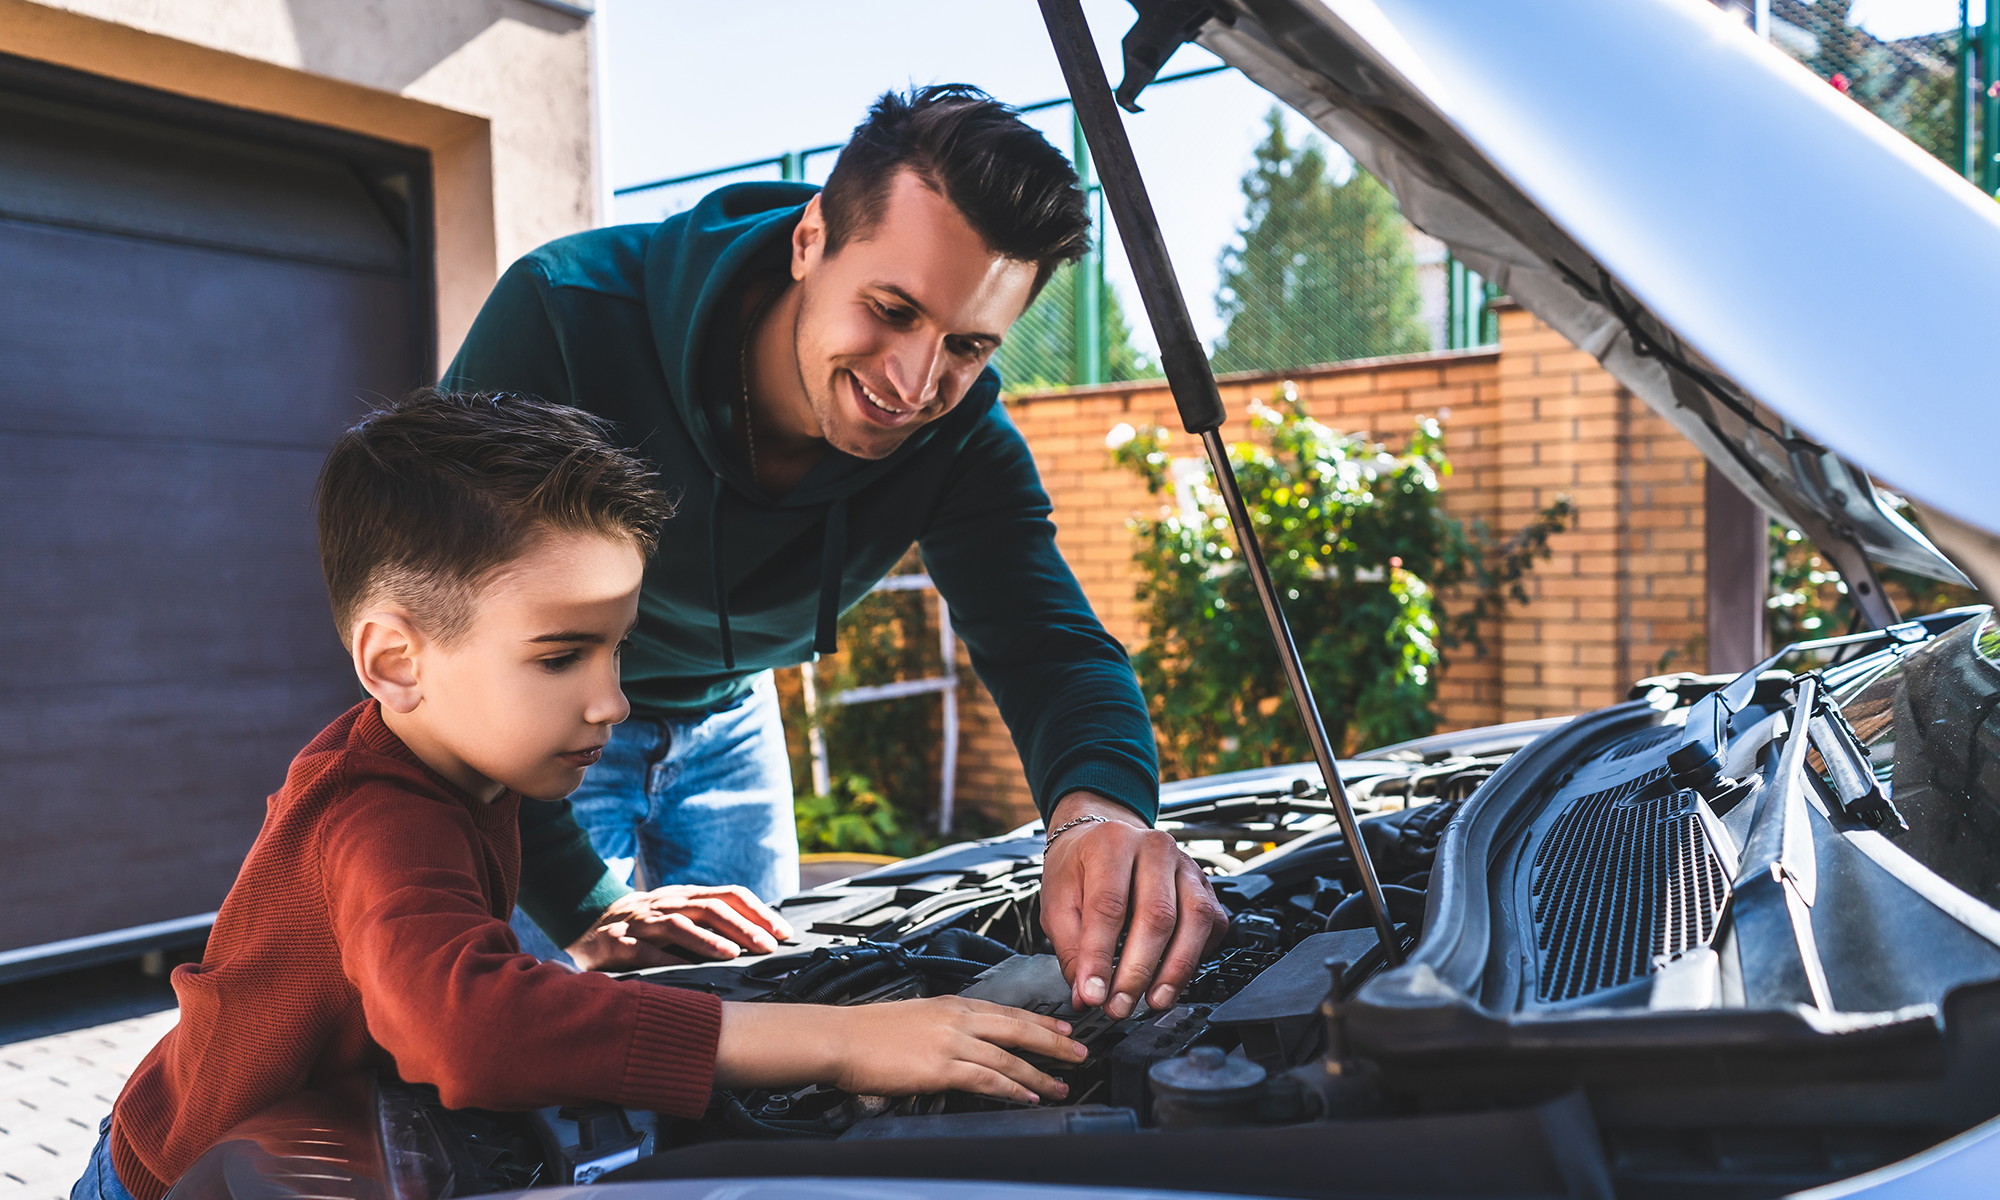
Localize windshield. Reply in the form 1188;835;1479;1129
1829;612;2000;906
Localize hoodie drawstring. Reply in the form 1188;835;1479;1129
711;475;735;670
815;497;848;655
710;481;848;670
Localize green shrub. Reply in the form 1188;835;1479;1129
793;773;927;857
1113;385;1570;779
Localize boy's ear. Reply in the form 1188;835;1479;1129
352;609;425;714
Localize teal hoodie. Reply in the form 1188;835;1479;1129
446;183;1158;943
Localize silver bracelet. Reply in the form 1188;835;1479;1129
1044;813;1111;847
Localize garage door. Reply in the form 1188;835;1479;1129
0;59;431;971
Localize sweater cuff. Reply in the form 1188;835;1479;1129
617;984;723;1117
1044;759;1160;826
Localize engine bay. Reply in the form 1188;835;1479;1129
386;610;2000;1199
611;746;1481;1146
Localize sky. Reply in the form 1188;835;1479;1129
1850;0;1978;40
596;0;1301;352
595;0;1970;354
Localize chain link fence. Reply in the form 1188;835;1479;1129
996;105;1476;390
1715;0;1981;182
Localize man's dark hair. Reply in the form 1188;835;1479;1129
316;389;673;646
820;84;1091;293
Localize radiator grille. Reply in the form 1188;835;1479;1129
1529;767;1731;1003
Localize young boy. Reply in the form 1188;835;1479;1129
75;390;1083;1200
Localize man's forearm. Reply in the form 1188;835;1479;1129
515;798;633;947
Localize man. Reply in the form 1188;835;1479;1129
447;85;1227;1019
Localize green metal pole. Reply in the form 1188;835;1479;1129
1984;11;1999;195
1071;110;1103;386
1445;255;1460;350
781;151;801;182
1092;184;1108;379
1961;1;1975;181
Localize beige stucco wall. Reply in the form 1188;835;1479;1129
0;0;597;364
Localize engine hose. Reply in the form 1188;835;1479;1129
804;957;909;1004
917;927;1016;965
779;948;887;999
896;955;989;977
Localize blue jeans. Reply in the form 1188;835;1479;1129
512;671;798;959
72;1117;138;1200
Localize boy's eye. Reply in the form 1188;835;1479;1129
540;652;582;673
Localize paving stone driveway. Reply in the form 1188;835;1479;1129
1;1010;177;1200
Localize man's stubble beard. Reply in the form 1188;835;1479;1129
790;282;900;463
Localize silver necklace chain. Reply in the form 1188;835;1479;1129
738;284;781;489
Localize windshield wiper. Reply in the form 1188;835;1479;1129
1807;686;1907;831
1733;675;1835;1011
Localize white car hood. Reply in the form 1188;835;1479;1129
1181;0;1996;596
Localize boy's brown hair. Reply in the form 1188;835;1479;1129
315;388;672;646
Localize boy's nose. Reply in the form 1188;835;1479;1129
587;676;631;726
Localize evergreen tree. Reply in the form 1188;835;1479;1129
1212;108;1428;373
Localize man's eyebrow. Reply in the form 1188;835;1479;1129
871;283;1004;345
528;630;606;645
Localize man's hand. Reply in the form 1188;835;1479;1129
565;885;796;972
1040;792;1230;1019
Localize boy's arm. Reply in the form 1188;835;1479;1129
324;784;718;1115
325;780;1084;1107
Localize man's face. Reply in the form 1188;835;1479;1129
402;530;642;801
788;171;1040;460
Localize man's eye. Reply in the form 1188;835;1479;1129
948;337;989;359
873;302;914;324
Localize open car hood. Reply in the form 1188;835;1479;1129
1155;0;1997;603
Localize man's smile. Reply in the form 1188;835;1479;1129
847;370;925;427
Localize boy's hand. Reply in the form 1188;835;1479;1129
830;997;1083;1103
566;885;795;971
716;997;1085;1105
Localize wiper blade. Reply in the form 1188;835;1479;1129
1733;675;1835;1011
1807;686;1907;831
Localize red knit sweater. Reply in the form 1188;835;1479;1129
108;701;722;1200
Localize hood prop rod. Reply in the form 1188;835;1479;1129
1038;0;1401;966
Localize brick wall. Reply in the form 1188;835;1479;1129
946;303;1712;827
1491;303;1708;719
